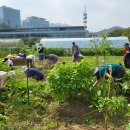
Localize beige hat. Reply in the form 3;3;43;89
22;66;28;72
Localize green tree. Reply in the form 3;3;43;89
27;37;34;47
109;28;130;41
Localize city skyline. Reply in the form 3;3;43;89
0;0;130;32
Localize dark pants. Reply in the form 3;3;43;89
116;67;125;78
124;60;130;68
27;59;34;68
74;52;79;59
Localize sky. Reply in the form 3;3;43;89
0;0;130;32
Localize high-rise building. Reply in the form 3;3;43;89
22;16;49;27
0;5;21;28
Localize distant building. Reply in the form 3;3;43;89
49;22;70;27
0;18;8;24
0;5;21;28
22;16;49;28
0;26;89;39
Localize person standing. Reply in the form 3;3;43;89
123;48;130;68
37;45;44;65
72;42;80;62
123;43;130;55
93;63;125;87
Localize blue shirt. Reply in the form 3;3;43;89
26;68;44;80
98;64;122;78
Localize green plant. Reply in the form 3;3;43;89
89;34;128;130
113;69;130;95
84;116;97;125
0;114;9;126
44;47;65;56
0;62;10;71
27;37;35;47
46;58;94;101
126;123;130;130
96;96;127;129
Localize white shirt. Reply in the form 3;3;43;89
27;55;35;61
7;59;13;66
0;71;7;89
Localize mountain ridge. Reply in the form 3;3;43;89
94;26;123;36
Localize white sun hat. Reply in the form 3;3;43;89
94;67;99;74
22;66;28;72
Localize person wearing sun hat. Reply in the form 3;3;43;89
93;63;125;87
22;66;44;81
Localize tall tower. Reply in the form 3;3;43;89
83;4;87;29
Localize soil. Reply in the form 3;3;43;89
55;99;127;130
57;124;124;130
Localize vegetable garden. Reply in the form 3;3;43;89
0;36;130;130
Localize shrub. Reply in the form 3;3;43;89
46;58;94;101
0;114;9;125
95;96;127;129
80;48;123;56
41;47;124;56
109;48;123;56
0;62;10;71
44;48;65;56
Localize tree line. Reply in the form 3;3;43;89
109;27;130;41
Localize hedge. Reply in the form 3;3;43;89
44;48;65;56
44;47;124;56
0;47;124;57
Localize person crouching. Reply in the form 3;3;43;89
3;57;13;66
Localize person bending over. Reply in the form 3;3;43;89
93;63;125;87
22;66;44;81
26;55;35;68
45;54;58;68
3;57;13;66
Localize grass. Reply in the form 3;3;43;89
0;56;128;130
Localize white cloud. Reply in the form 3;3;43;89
0;0;130;31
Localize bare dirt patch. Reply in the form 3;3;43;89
56;99;127;130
